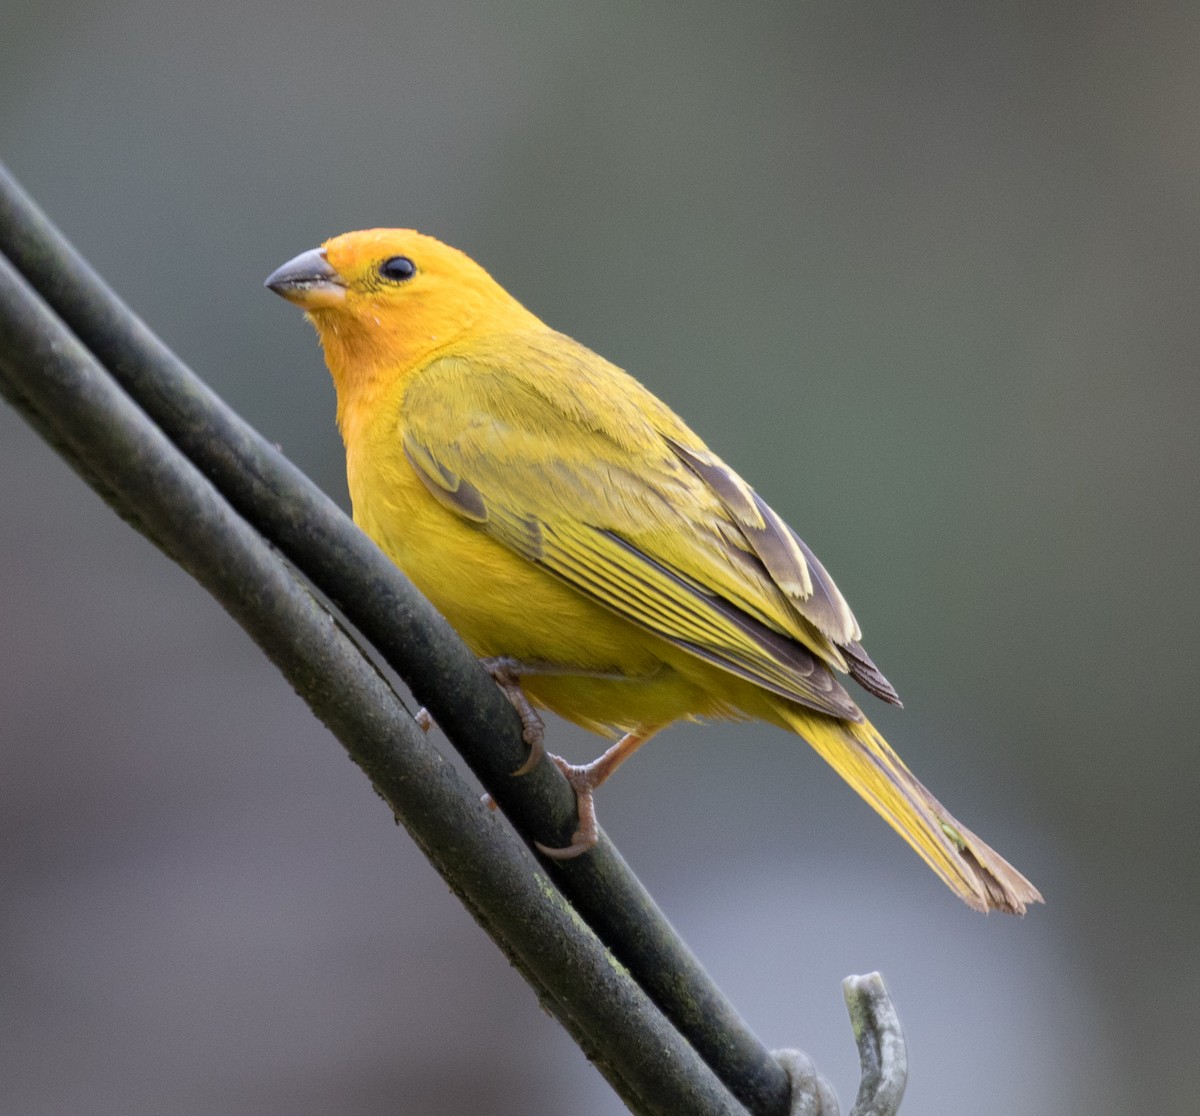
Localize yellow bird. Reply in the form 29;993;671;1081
265;229;1041;914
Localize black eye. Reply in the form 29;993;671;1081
379;256;416;282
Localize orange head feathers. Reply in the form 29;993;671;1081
267;229;540;399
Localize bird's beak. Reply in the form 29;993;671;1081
264;247;347;308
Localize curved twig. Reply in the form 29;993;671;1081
843;973;907;1116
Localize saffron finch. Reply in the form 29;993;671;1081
265;229;1041;915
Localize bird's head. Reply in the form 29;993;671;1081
265;229;537;408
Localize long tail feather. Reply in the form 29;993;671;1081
775;704;1042;914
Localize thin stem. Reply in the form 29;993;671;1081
843;973;907;1116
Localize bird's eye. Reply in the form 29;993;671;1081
379;256;417;282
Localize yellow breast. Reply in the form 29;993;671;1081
343;387;727;734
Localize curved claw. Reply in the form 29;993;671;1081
532;730;657;860
510;731;544;777
535;834;596;860
534;754;601;859
481;657;546;776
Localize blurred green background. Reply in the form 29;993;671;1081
2;3;1197;1113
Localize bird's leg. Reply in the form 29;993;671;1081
536;726;660;860
428;656;652;850
413;656;547;775
480;656;547;775
478;657;637;774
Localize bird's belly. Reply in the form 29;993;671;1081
349;451;725;733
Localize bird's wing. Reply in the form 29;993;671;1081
401;335;898;717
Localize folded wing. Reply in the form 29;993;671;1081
401;335;899;719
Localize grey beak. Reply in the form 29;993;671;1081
264;247;346;304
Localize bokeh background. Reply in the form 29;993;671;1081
2;3;1197;1113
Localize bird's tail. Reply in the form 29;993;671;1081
773;703;1042;914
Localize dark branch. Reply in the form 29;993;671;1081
0;160;793;1115
0;163;913;1114
0;249;749;1116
